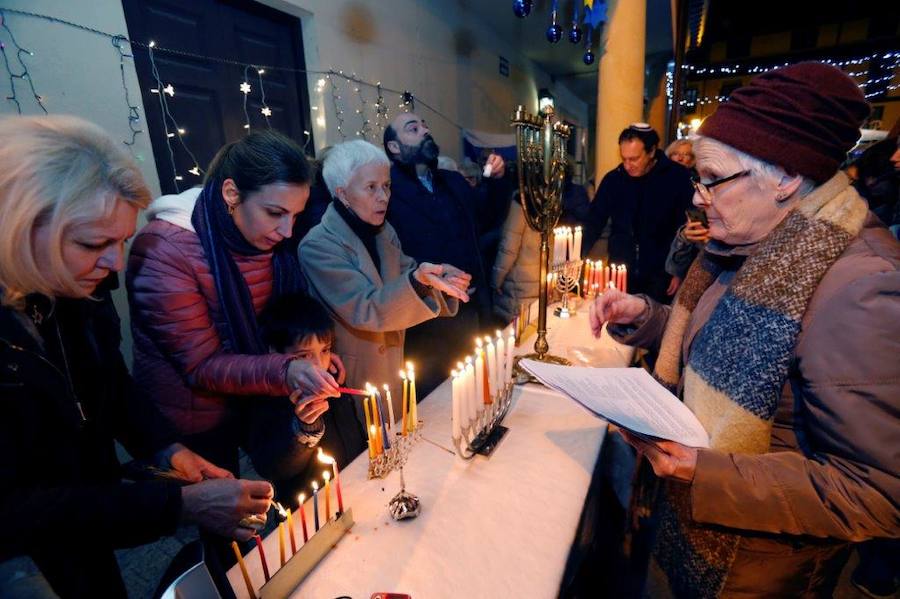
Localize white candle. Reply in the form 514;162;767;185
506;331;515;385
495;331;505;388
464;358;477;424
451;369;461;440
485;336;497;400
474;340;485;413
566;227;574;262
573;226;582;260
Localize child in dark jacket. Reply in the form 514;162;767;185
255;293;367;505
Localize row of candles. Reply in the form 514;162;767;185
361;363;419;458
231;448;344;598
450;329;516;440
583;260;627;296
552;226;583;265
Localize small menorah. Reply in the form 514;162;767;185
452;381;514;459
552;258;584;318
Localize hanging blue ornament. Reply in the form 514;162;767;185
546;1;562;43
569;3;582;43
583;48;595;65
512;0;532;18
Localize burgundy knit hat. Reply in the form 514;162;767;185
698;62;870;183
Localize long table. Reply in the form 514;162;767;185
227;305;632;599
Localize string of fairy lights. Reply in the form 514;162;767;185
0;7;456;191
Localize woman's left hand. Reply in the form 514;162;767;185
329;354;347;385
439;264;472;292
619;430;698;483
290;392;330;424
163;443;235;482
485;153;505;178
415;262;470;302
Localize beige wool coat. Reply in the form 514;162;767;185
299;204;457;418
491;201;541;323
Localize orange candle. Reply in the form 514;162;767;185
297;493;309;543
318;448;343;514
231;541;256;599
278;522;286;566
370;424;381;454
363;396;373;445
254;534;270;582
323;471;332;521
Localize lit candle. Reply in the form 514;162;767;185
474;341;486;412
323;471;332;522
370;424;380;455
254;534;270;582
231;541;257;599
367;385;383;452
573;226;582;260
622;265;628;293
286;506;297;554
506;331;515;385
383;384;395;431
566;226;574;262
399;370;409;436
495;331;506;388
374;387;391;450
605;263;612;289
617;265;624;291
451;369;461;439
485;335;497;401
297;493;309;543
406;362;417;432
363;395;373;447
311;481;320;532
318;448;343;514
465;358;477;423
595;260;602;288
279;522;286;566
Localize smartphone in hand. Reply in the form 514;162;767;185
685;208;709;227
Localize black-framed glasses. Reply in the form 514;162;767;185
691;170;751;201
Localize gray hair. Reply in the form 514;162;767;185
322;140;390;197
693;135;816;197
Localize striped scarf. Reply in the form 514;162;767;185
649;173;867;597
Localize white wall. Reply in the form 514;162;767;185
262;0;589;159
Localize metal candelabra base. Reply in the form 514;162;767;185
367;424;421;480
452;381;515;459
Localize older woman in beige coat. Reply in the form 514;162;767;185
299;140;470;417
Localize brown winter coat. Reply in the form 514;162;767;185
615;214;900;595
492;201;541;323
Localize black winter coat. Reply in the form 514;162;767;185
0;279;182;598
583;151;694;301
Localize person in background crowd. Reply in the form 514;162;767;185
0;115;272;598
664;209;710;296
560;162;592;228
291;145;333;244
583;123;694;303
383;112;509;396
665;138;696;170
300;140;469;418
459;157;482;188
128;130;342;491
491;193;541;324
590;62;899;598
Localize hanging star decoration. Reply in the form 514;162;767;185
261;106;272;117
162;83;175;96
240;81;251;94
188;166;201;176
583;0;607;30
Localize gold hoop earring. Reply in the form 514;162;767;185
228;204;236;216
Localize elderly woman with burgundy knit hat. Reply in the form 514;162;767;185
590;63;899;597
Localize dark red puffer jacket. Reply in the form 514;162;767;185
127;217;292;436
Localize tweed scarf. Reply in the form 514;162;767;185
649;173;867;598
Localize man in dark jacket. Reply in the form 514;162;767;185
383;112;509;396
583;124;695;303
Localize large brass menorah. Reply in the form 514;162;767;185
510;104;571;364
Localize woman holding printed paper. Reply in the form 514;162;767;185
589;63;899;597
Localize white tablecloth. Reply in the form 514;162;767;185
228;305;632;599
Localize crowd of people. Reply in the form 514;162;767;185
0;61;897;598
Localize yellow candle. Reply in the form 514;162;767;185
286;507;297;554
323;471;332;521
369;387;383;449
231;541;257;599
363;396;373;440
370;424;380;454
279;522;286;566
407;363;417;432
400;370;409;436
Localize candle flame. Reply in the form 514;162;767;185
323;470;331;482
382;383;389;391
317;448;334;464
399;370;407;380
495;329;502;338
311;481;319;491
456;361;464;369
465;356;473;365
298;493;305;503
475;337;483;348
405;361;414;371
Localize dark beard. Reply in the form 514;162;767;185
397;136;440;165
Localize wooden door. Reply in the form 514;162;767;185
122;0;313;194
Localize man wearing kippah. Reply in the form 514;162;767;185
583;123;695;304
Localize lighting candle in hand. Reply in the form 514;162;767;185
323;471;332;522
311;481;320;532
254;534;270;582
297;493;309;543
400;370;409;436
318;448;343;514
286;506;297;554
231;541;256;599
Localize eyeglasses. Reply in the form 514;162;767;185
691;170;750;202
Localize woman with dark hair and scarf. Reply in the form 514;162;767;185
299;140;471;420
590;63;899;597
127;130;343;491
